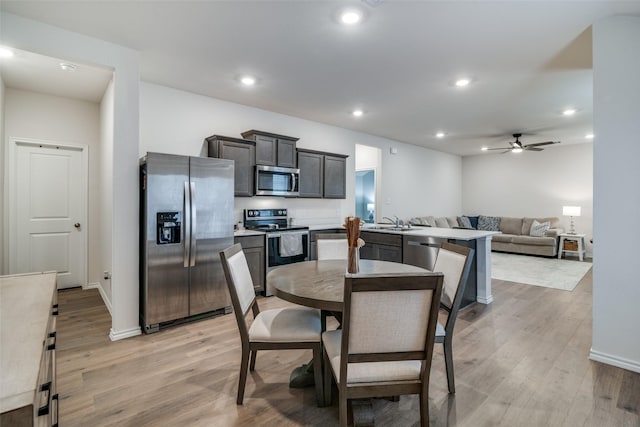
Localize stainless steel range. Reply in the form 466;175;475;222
244;209;309;296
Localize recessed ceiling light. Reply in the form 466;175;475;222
455;78;471;87
352;109;364;117
481;147;488;151
240;75;256;86
585;133;594;139
60;62;77;72
563;108;576;116
435;132;445;138
340;10;362;25
0;47;14;58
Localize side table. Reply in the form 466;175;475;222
558;233;586;261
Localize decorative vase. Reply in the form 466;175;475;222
348;246;360;274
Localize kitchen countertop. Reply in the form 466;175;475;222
234;229;265;237
307;224;499;241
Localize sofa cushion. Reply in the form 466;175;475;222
492;234;513;243
529;220;550;237
499;217;524;235
458;216;473;229
447;216;459;227
512;235;556;246
478;215;501;231
435;217;451;228
522;217;560;235
466;216;479;229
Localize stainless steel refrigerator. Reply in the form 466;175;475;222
140;152;234;333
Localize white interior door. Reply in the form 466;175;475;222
10;140;87;288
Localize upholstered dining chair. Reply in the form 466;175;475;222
316;233;349;260
322;271;444;427
432;242;474;394
220;244;324;406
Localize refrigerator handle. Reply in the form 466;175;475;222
189;181;197;267
183;181;190;268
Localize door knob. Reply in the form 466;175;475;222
74;223;81;229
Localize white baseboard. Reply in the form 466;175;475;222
85;282;112;315
109;326;141;341
589;349;640;374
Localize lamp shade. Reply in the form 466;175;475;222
562;206;581;217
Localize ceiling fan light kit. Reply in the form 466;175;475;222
486;133;560;154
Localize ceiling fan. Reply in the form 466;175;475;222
486;133;560;153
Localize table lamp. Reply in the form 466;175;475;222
562;206;581;234
367;203;375;222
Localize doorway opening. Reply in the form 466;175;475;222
355;144;381;224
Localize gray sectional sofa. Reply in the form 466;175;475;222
410;215;563;257
491;216;563;257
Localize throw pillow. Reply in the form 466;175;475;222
530;220;551;237
467;215;479;229
435;217;450;228
458;216;473;229
478;215;501;231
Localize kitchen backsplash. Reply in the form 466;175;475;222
234;197;344;227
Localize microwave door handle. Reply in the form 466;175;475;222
189;181;197;267
183;181;190;268
290;173;296;192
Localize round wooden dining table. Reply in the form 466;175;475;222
268;259;430;312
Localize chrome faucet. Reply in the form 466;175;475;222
382;215;401;227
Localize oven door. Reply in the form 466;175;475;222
267;231;309;269
255;165;300;197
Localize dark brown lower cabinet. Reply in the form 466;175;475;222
234;234;265;292
359;231;403;263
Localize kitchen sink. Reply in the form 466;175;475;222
366;225;412;232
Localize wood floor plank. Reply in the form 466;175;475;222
54;263;640;426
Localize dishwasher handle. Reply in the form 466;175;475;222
407;241;440;248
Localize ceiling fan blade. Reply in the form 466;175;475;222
524;141;559;148
524;147;544;151
486;147;511;151
501;149;512;154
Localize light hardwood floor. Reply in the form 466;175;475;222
56;267;640;426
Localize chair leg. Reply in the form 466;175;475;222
312;344;324;407
444;338;455;394
339;395;348;427
419;391;429;427
323;349;333;406
249;350;257;371
237;347;250;405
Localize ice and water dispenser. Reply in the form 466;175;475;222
156;212;181;244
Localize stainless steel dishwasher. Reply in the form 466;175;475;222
402;235;445;270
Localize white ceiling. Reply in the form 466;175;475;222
1;1;640;156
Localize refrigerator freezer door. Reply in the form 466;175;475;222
188;156;234;316
142;153;190;327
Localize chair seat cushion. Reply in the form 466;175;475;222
250;307;321;342
322;330;422;384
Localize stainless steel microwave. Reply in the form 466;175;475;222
255;165;300;197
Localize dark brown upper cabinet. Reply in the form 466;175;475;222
241;130;298;168
297;148;348;199
206;135;256;197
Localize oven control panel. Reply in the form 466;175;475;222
245;209;287;219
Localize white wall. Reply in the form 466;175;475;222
591;16;640;373
140;82;462;225
97;79;115;307
3;89;103;283
462;143;593;253
0;76;5;274
2;12;141;340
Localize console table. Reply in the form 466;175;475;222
558;233;587;261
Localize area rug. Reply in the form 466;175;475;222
491;252;592;291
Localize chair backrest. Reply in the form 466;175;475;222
432;242;474;331
316;233;348;260
340;272;443;379
220;244;258;339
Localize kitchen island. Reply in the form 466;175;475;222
310;224;498;307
